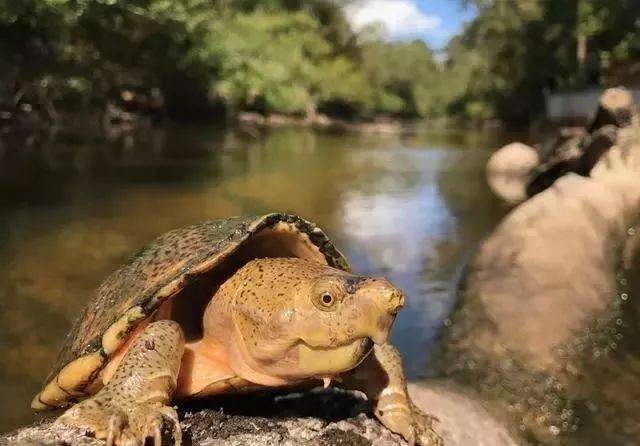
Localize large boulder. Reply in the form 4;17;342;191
435;144;640;445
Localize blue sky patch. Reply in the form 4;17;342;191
346;0;476;49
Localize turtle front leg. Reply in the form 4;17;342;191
56;320;184;446
341;343;442;446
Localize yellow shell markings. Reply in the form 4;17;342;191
102;306;146;355
33;213;349;410
33;352;105;409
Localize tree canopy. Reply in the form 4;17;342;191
1;0;639;125
445;0;640;123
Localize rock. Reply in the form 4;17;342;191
588;87;637;132
1;423;102;446
0;390;412;446
237;112;266;126
486;142;539;204
524;87;638;198
407;384;518;446
181;409;406;446
434;168;640;444
1;384;521;446
572;125;619;175
526;125;619;197
592;124;640;178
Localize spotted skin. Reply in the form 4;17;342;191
200;258;403;388
54;258;441;446
57;320;184;445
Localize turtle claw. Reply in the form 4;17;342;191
105;413;125;446
130;404;181;446
410;403;442;446
117;430;138;446
375;403;441;446
55;321;184;445
57;398;182;446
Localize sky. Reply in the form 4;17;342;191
345;0;476;49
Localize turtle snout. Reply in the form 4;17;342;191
360;278;404;345
387;288;404;315
374;278;404;316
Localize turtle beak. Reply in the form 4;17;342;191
360;278;404;345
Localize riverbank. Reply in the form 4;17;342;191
1;89;507;142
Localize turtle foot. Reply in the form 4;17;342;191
374;400;442;446
56;399;181;446
410;402;443;446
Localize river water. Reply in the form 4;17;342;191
0;124;508;432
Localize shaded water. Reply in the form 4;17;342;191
0;124;508;432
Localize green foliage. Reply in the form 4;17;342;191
2;0;639;124
198;10;371;114
360;40;441;116
202;11;325;114
442;0;640;123
0;0;440;119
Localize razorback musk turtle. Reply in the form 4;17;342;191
33;213;441;446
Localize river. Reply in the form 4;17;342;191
0;124;509;432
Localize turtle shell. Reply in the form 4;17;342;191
32;213;349;410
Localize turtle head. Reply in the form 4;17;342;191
216;258;404;385
290;273;404;378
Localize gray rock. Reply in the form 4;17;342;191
408;384;518;446
486;142;539;204
518;87;639;199
436;166;640;444
588;86;637;132
0;390;409;446
1;384;521;446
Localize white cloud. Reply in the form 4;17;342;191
346;0;441;38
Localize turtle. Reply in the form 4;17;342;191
33;213;441;446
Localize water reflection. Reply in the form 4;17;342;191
0;125;507;431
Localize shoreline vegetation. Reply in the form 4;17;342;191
2;1;639;136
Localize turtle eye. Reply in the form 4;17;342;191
314;290;337;310
321;292;334;306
